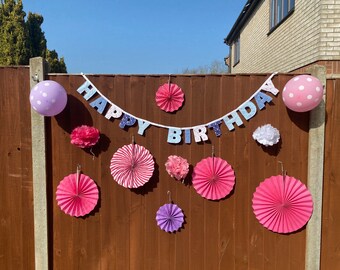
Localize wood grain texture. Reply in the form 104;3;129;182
1;70;317;269
0;67;34;270
47;73;310;270
321;79;340;270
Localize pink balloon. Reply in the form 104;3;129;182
29;80;67;116
282;75;323;112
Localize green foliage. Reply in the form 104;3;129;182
0;0;67;72
182;60;229;74
0;0;29;65
46;49;67;73
26;12;46;58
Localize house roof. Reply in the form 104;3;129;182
224;0;262;45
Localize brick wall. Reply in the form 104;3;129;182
319;0;340;59
230;0;340;74
292;60;340;74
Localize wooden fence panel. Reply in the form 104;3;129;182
0;67;34;270
46;73;309;270
321;79;340;270
0;69;316;269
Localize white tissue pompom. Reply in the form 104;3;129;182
252;124;280;147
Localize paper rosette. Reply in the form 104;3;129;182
110;143;155;188
252;175;313;233
156;203;184;233
155;83;184;112
252;124;280;146
56;173;99;217
192;157;235;200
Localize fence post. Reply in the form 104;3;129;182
305;65;326;270
30;57;49;270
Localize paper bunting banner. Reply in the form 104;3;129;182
77;72;278;144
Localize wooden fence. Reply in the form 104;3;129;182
0;66;339;270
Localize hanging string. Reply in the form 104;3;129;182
278;161;286;188
131;135;135;169
76;164;81;195
89;148;95;160
167;190;172;204
212;145;215;174
168;74;171;93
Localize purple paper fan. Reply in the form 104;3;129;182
156;203;184;233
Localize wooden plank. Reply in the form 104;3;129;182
321;79;340;269
188;76;205;270
143;75;161;270
0;67;35;270
218;75;237;270
202;75;222;270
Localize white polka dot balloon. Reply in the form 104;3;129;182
282;75;323;112
29;80;67;116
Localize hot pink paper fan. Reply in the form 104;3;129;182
252;175;313;233
192;157;235;200
56;173;99;217
155;83;184;112
110;143;155;188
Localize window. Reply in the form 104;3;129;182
233;37;240;66
270;0;295;30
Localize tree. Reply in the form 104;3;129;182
26;12;46;58
182;60;229;74
0;0;29;65
46;49;67;73
0;0;67;72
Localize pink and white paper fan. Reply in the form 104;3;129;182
56;168;99;217
155;83;184;112
192;156;235;200
110;143;155;188
252;175;313;233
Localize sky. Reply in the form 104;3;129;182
22;0;245;74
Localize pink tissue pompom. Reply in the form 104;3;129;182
165;155;189;181
70;125;100;148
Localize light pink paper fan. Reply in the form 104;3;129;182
56;173;99;217
252;175;313;233
110;143;155;188
155;83;184;112
192;157;235;200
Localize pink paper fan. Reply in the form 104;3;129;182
110;143;155;188
252;175;313;233
192;157;235;200
156;203;184;233
56;173;99;217
155;83;184;112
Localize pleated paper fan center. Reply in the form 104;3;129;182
209;175;219;184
